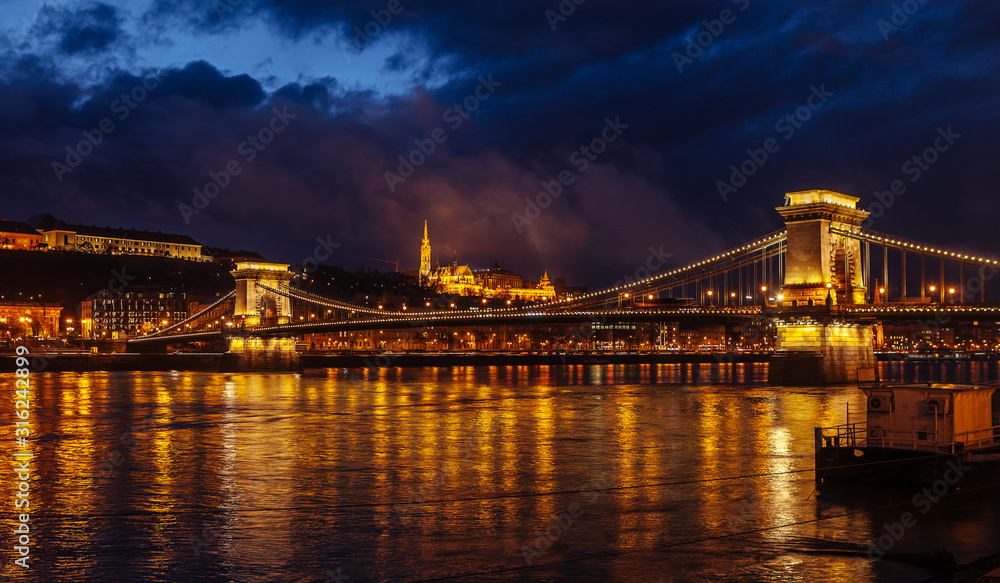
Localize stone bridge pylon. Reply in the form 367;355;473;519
232;261;294;326
770;190;876;385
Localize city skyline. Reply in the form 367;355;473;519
0;2;998;287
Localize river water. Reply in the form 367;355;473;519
2;361;1000;582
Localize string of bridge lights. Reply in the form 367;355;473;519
140;226;997;338
838;227;1000;265
526;229;789;312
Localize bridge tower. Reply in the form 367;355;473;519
226;261;299;371
770;190;876;385
231;261;294;326
776;190;868;306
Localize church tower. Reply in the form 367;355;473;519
419;220;431;283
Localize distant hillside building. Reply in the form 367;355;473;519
419;222;558;301
26;214;205;260
0;218;44;250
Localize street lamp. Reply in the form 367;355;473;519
706;290;713;306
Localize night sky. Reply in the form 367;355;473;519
1;0;998;287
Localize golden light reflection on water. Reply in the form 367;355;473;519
7;365;991;582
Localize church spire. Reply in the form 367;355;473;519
419;220;432;282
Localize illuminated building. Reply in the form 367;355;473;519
26;213;206;260
0;219;44;250
419;222;558;301
81;290;189;339
0;302;61;338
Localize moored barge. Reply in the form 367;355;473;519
814;368;1000;487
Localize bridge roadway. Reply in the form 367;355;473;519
128;304;1000;345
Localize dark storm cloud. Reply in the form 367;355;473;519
2;1;1000;287
35;1;125;54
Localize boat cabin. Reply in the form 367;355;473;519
863;381;996;452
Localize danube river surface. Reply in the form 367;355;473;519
2;361;1000;582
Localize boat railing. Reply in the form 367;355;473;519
821;421;1000;453
954;425;1000;451
867;426;953;453
818;421;868;448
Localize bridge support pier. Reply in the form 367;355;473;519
768;321;875;385
220;336;301;372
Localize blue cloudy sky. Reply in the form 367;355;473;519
1;0;998;285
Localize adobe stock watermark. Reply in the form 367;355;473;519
717;84;834;202
214;0;242;19
190;494;245;558
289;236;341;289
179;106;297;223
51;69;170;183
554;244;668;361
519;469;618;566
392;419;493;524
614;245;673;288
673;0;751;72
867;458;969;560
877;0;929;41
861;126;960;228
3;0;74;49
544;0;586;31
384;75;502;192
510;116;628;234
909;258;998;345
339;0;414;62
323;567;351;583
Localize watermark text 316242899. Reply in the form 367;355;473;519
11;346;34;569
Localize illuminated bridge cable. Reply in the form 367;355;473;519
833;226;1000;267
401;478;1000;583
40;453;953;519
545;229;787;312
262;230;789;317
133;289;235;340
